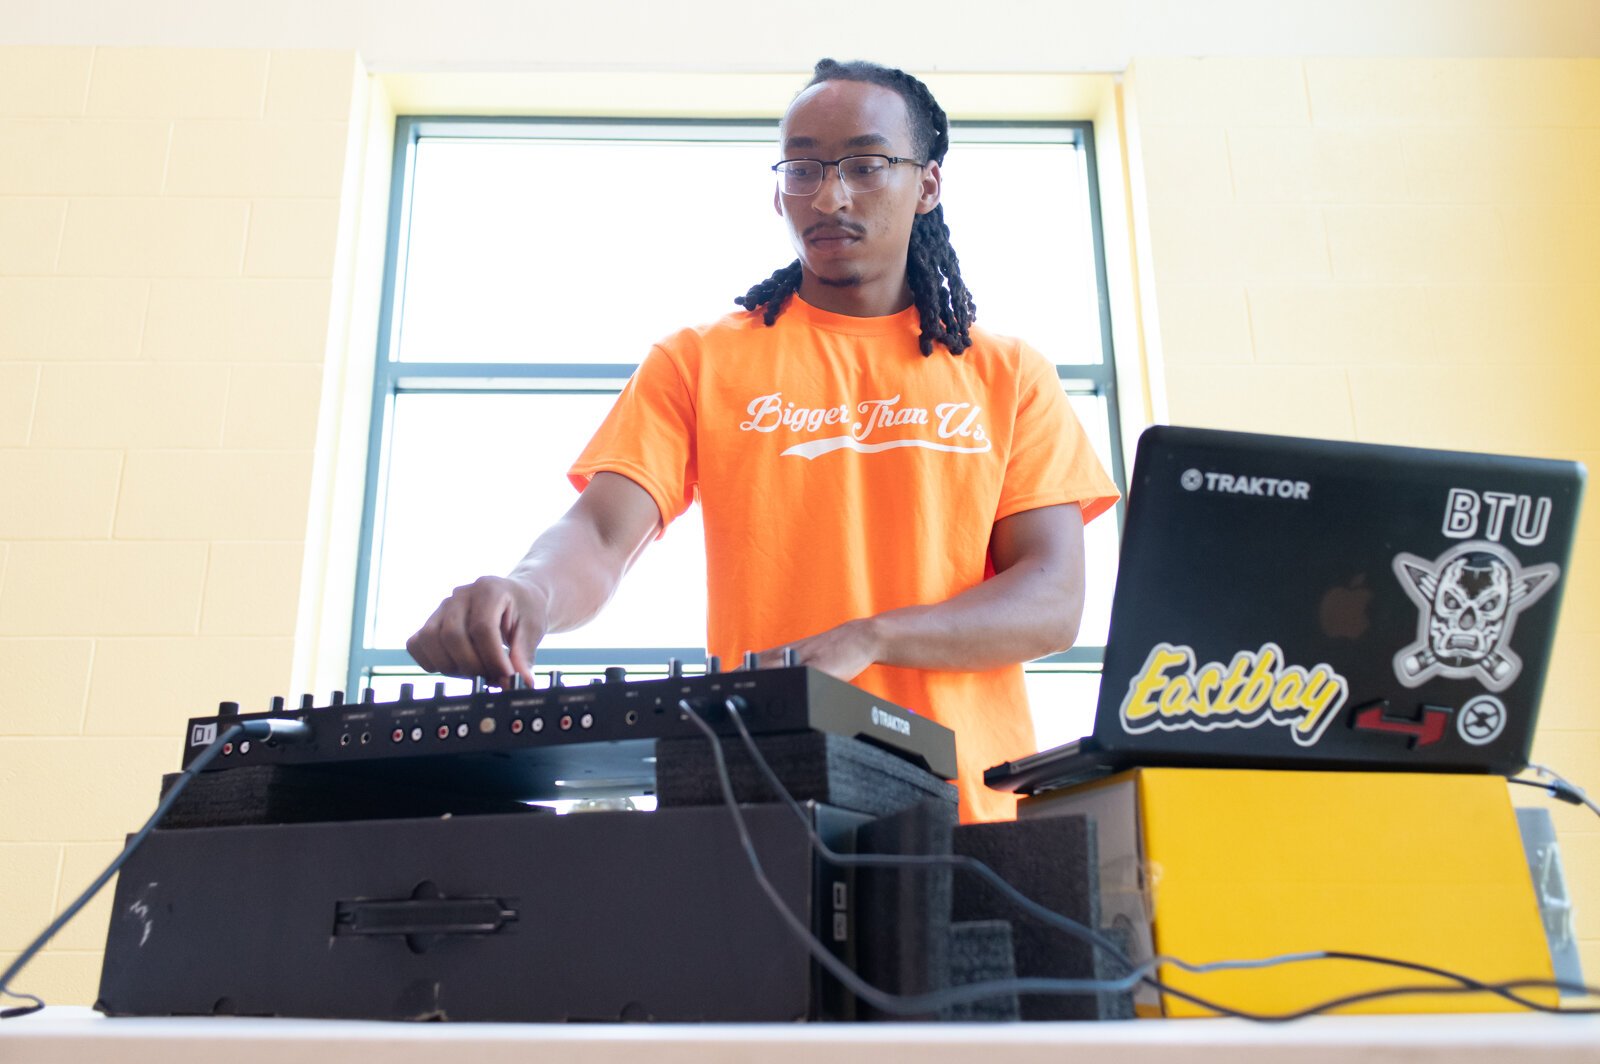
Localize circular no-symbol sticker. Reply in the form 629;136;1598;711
1457;695;1507;746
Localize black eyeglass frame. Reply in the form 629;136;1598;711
770;154;928;195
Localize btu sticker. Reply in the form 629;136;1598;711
1392;542;1559;693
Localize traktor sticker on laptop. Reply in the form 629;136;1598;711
1119;642;1348;747
1392;541;1559;693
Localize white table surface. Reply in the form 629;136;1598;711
3;1007;1599;1064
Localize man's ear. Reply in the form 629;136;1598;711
774;184;784;217
915;160;941;215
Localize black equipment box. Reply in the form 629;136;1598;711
97;804;866;1022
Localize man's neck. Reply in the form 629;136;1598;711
797;273;914;318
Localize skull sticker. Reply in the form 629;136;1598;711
1392;542;1559;692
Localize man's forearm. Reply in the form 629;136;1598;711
864;560;1083;673
507;519;638;635
773;503;1090;680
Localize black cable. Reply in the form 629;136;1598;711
0;987;44;1017
704;697;1600;1019
1509;777;1575;800
1509;772;1600;818
1212;978;1600;1023
1;718;309;1020
1309;952;1600;1017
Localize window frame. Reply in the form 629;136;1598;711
347;115;1126;696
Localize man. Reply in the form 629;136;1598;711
407;59;1119;822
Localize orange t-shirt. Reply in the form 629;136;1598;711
570;296;1119;822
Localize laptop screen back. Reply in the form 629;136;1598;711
1091;426;1584;776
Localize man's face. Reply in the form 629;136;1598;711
774;80;941;299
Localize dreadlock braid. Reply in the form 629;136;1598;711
733;260;802;325
906;206;976;355
734;58;978;357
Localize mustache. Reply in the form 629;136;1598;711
803;222;866;239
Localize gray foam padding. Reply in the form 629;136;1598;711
953;815;1130;1020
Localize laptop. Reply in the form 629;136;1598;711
986;426;1586;797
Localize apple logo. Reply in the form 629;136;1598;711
1320;574;1373;639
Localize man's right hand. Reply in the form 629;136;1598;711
403;472;664;691
406;575;548;690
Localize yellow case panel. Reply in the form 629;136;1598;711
1135;768;1555;1016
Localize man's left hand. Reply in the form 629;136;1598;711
749;505;1086;679
754;616;883;682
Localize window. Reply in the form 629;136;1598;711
351;116;1125;751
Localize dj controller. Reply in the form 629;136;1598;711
181;662;958;801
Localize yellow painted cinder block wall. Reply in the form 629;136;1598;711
0;46;361;1003
1127;56;1600;981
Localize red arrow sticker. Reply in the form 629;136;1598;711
1353;704;1451;749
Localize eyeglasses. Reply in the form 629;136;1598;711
771;154;926;197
